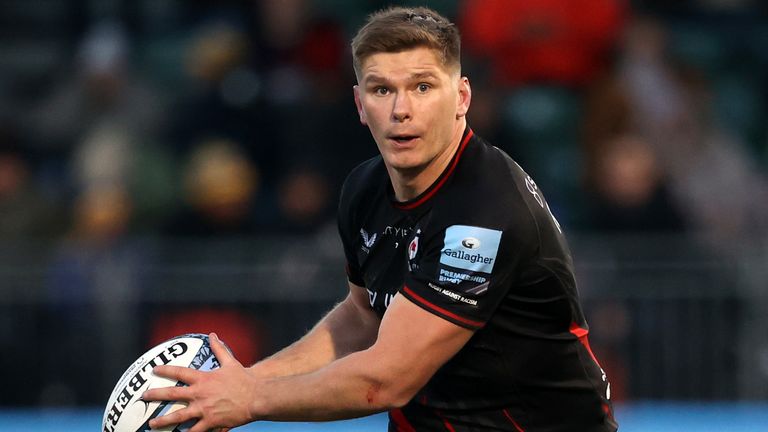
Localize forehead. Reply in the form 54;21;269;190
358;47;454;82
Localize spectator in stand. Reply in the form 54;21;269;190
0;123;64;238
459;0;626;88
171;21;257;147
275;167;333;234
44;183;146;405
458;0;628;221
24;20;168;223
580;133;686;232
27;20;165;154
582;14;768;240
163;139;261;238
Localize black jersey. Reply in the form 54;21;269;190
337;128;617;432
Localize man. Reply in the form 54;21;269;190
145;7;618;431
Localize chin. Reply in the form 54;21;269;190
386;157;428;174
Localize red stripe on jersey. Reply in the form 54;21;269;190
502;409;526;432
434;409;457;432
390;408;416;432
603;402;613;418
403;285;485;328
394;129;474;210
569;322;603;368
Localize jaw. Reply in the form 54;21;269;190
381;148;423;172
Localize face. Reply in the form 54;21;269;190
353;47;471;175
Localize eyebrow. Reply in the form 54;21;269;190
411;72;439;80
362;74;386;85
363;71;439;85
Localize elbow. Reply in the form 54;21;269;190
387;389;417;409
367;380;421;411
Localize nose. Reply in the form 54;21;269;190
392;91;412;122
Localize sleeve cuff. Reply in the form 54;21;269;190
401;285;485;330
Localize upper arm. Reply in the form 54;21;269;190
346;281;377;322
363;292;474;406
326;282;381;357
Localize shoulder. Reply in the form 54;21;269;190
339;155;386;207
337;155;389;231
435;132;569;256
441;134;538;230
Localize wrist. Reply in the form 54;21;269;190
247;364;267;379
247;361;278;380
246;376;271;422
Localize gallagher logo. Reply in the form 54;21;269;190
461;237;480;249
440;225;501;274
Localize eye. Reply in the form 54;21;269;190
374;86;390;96
417;83;431;93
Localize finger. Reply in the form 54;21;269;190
188;418;215;432
142;384;192;402
153;365;202;384
210;333;239;367
148;405;199;429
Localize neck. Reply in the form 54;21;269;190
389;119;466;202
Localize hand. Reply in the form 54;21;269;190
143;333;257;432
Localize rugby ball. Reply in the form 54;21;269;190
102;333;221;432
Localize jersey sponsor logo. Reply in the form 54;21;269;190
360;228;377;253
461;237;481;249
440;225;501;274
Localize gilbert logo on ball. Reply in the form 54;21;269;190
102;334;221;432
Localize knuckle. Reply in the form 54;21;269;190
169;386;189;401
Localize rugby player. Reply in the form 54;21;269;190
144;7;617;431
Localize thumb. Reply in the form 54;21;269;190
209;333;238;367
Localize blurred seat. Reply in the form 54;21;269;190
712;73;766;160
136;36;190;93
503;85;581;145
668;21;729;76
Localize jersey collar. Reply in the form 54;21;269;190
390;126;474;211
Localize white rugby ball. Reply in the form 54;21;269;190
102;333;221;432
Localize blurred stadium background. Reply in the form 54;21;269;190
0;0;767;430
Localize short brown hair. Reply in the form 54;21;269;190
351;6;461;78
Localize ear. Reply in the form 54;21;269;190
456;77;471;119
353;85;368;126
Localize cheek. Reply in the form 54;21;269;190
361;104;384;128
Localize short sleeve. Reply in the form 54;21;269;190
337;182;365;287
401;221;532;330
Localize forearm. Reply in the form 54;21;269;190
249;322;336;379
251;348;407;422
250;292;379;379
144;294;474;430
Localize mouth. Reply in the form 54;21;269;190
388;134;420;147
